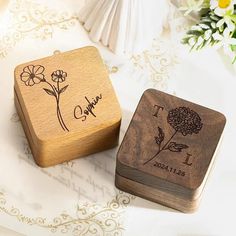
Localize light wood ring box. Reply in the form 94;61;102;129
14;46;121;167
115;89;226;213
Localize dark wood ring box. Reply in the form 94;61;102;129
14;46;121;167
115;89;226;213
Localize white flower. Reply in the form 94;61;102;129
210;0;236;15
210;0;236;32
212;28;236;56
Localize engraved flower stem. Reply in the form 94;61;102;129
56;81;69;132
143;130;178;165
44;80;69;132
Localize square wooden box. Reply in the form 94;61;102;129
115;89;226;213
14;46;121;167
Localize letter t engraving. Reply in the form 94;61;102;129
153;105;164;118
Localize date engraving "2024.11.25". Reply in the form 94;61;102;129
154;161;185;177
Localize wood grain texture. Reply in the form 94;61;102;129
115;89;226;212
14;46;121;167
115;172;201;213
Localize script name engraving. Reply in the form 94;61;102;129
74;94;102;122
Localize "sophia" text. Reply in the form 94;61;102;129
73;94;102;122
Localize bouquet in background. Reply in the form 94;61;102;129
181;0;236;63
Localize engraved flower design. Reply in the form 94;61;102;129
20;65;69;132
51;70;67;83
144;106;203;165
20;65;45;86
167;107;203;136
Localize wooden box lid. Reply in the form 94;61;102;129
115;89;226;212
14;46;121;167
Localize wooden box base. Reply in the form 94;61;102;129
115;172;201;213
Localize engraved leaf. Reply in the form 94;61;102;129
167;142;189;152
59;85;69;94
155;127;164;145
43;88;56;97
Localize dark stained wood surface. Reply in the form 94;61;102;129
116;89;226;210
115;172;201;213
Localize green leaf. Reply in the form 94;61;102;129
201;18;212;23
232;56;236;64
230;15;236;24
182;8;223;51
179;0;210;15
199;23;210;29
230;44;236;51
232;30;236;39
43;88;56;96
